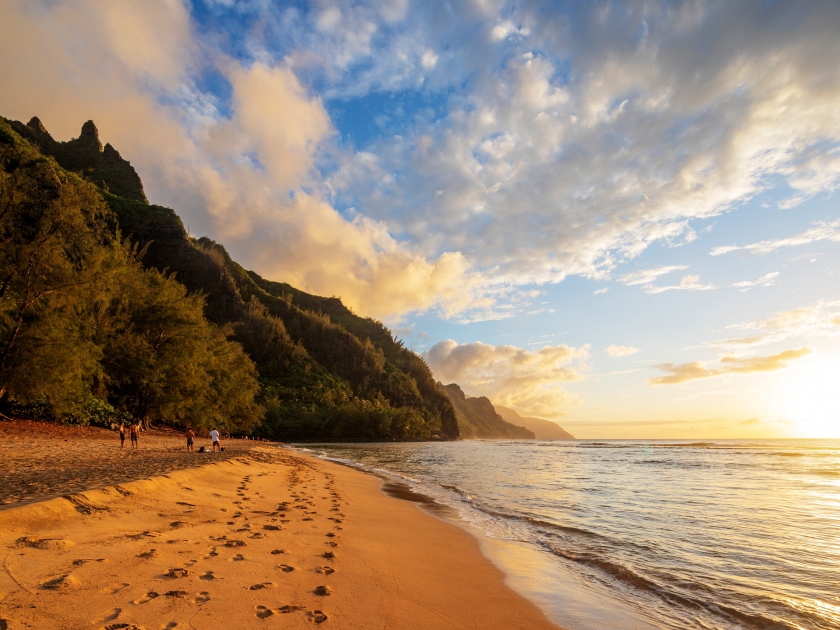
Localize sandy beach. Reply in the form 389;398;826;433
0;422;560;629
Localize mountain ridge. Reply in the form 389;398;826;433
1;115;459;441
439;383;534;439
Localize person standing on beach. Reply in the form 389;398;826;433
129;421;139;449
118;422;126;448
209;428;221;453
185;427;195;452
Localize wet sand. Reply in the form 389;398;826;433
0;422;561;629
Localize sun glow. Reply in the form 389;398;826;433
775;350;840;438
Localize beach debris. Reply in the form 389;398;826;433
313;585;332;596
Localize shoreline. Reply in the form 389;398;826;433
0;433;562;629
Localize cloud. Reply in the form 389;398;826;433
0;0;482;320
711;220;840;256
650;348;812;385
324;2;840;289
619;266;688;286
593;287;609;295
7;1;840;320
424;340;589;418
644;274;716;295
732;271;779;290
709;300;840;349
606;345;640;358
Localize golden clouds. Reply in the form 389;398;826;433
650;348;812;385
424;340;589;418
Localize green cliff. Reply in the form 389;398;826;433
439;383;534;439
0;116;459;441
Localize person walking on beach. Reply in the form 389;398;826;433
129;421;140;449
209;428;221;453
185;427;195;452
118;422;126;448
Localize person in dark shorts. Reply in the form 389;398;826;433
209;428;221;453
129;421;139;449
118;422;126;448
185;427;195;452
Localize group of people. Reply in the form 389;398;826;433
117;422;222;452
117;421;141;449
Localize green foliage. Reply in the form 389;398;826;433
0;118;261;433
1;114;460;441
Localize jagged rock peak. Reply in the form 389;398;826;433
80;120;102;151
27;116;48;133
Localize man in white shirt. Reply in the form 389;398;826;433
209;428;221;452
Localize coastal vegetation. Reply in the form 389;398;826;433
0;116;459;440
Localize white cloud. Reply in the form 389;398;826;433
0;0;482;321
606;345;640;358
424;340;589;418
593;287;609;295
644;274;716;295
619;266;688;286
708;300;840;349
421;49;438;69
711;220;840;256
732;271;779;290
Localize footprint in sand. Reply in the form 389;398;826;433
263;525;281;531
101;624;145;630
41;574;81;590
199;571;215;581
165;568;190;579
192;592;211;605
138;549;159;559
315;567;335;575
249;582;277;590
324;542;338;548
255;606;274;619
270;549;286;555
224;540;247;548
325;533;336;538
163;623;178;629
133;592;160;605
302;517;314;522
163;590;188;599
102;583;130;595
309;610;329;624
279;605;304;613
313;586;332;596
277;564;295;573
93;607;121;623
321;552;336;560
18;537;75;551
231;554;245;562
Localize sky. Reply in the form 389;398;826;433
2;0;840;438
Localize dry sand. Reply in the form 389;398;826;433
0;423;561;629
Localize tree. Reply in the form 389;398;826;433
0;130;121;411
100;266;261;430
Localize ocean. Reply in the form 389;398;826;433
293;440;840;630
